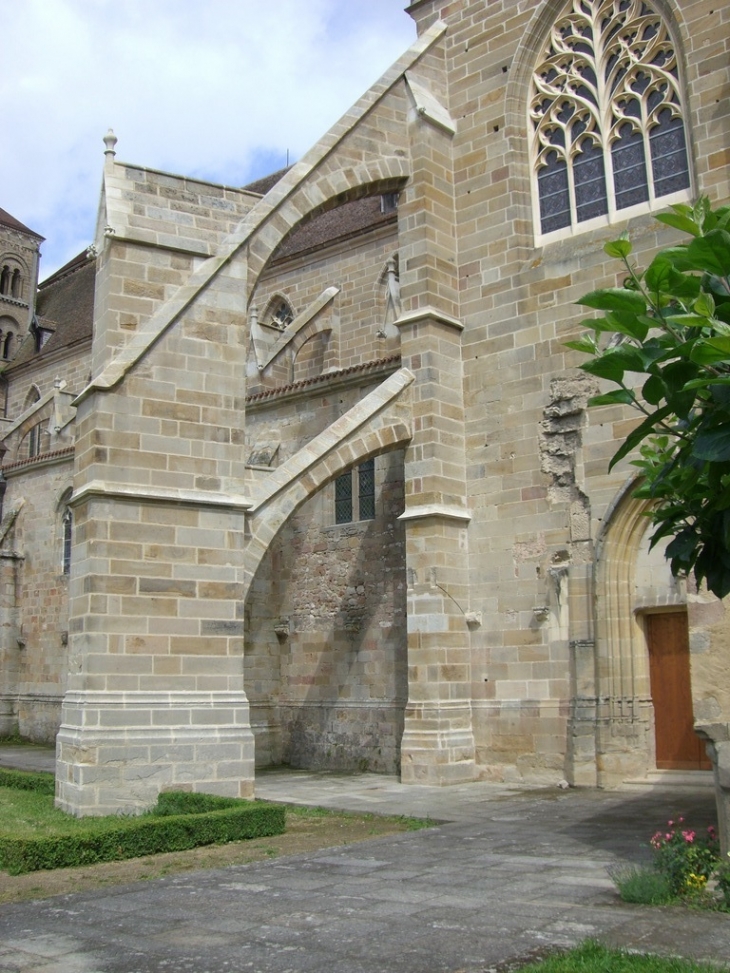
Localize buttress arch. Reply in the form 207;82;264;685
244;367;414;594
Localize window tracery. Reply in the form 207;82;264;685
262;296;294;331
530;0;690;239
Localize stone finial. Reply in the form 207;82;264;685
103;129;118;157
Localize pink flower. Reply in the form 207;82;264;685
682;830;696;843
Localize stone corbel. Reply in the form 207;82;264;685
405;74;456;136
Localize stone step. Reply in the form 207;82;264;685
623;770;715;789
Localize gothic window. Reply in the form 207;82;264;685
358;459;375;520
24;385;41;409
263;296;294;331
334;459;376;524
27;423;42;459
62;508;73;575
335;470;353;524
530;0;691;240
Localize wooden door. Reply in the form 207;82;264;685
646;611;711;770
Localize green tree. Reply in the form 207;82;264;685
568;198;730;598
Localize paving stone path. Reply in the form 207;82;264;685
0;756;728;972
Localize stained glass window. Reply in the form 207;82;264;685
358;459;375;521
335;471;353;524
335;460;376;524
530;0;690;238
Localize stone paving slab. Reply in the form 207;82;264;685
0;750;728;972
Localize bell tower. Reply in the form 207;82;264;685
0;207;43;363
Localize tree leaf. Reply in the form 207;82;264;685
665;313;716;329
603;310;649;341
655;209;701;237
661;360;701;392
694;292;716;317
683;375;730;391
580;356;625;382
588;389;636;407
690;337;730;366
642;374;665;405
577;288;647;314
684;230;730;277
604;238;633;259
608;405;673;469
644;256;674;294
693;427;730;462
709;384;730;408
564;336;598;355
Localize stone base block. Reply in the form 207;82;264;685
0;693;18;737
55;690;255;816
400;701;476;785
698;725;730;855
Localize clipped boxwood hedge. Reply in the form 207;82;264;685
0;785;286;875
0;767;55;795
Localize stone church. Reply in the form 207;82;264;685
1;0;729;839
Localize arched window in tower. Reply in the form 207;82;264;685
529;0;691;240
0;266;9;295
0;316;17;360
10;269;21;299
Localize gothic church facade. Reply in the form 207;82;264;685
1;0;729;841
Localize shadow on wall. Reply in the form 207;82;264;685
244;450;408;774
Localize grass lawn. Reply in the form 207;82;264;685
523;942;728;973
0;777;431;903
1;782;135;838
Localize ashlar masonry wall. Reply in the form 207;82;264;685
423;0;730;784
56;235;255;813
0;458;74;740
249;226;400;390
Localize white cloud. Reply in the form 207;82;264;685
0;0;415;277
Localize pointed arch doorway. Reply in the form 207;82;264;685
645;611;711;771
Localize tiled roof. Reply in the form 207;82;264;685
242;167;289;196
239;169;398;258
5;252;95;370
40;248;91;286
246;356;401;403
0;207;44;240
275;196;396;260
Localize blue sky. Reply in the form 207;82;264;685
1;1;416;279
